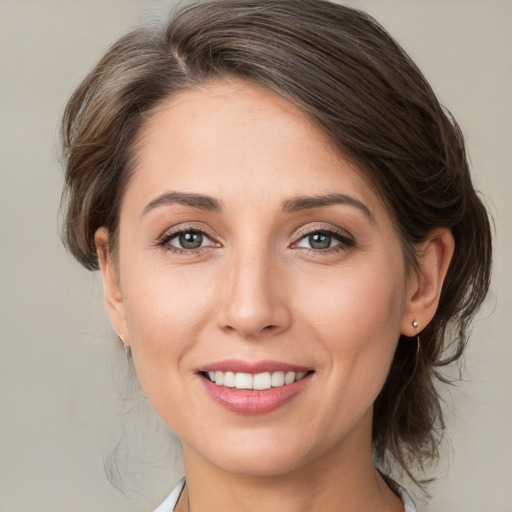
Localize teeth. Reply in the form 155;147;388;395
235;372;253;389
284;371;296;385
223;371;235;388
271;371;285;387
208;370;308;389
253;372;272;390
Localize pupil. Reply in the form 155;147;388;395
179;231;203;249
309;233;331;249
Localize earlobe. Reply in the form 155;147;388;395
401;228;455;336
95;228;129;344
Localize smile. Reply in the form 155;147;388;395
197;361;314;414
205;370;308;390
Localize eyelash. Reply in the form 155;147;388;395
291;227;355;254
156;226;355;255
156;226;219;255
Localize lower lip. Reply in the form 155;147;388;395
199;374;312;415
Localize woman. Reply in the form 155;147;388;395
60;0;492;510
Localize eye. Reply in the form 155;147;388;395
297;232;337;250
293;228;354;252
159;228;217;251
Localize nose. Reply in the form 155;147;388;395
216;246;292;339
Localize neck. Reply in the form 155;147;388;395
177;421;403;512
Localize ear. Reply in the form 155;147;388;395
95;227;129;346
401;228;455;336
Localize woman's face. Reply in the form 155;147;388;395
102;81;416;477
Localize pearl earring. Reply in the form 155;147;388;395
412;320;418;329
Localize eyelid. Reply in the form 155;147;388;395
155;222;354;253
156;223;221;250
290;224;355;250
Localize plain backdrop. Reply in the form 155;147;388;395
0;0;510;511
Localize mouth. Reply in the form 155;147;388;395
196;360;315;414
200;369;312;390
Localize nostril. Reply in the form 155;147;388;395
216;295;292;338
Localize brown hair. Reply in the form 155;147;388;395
61;0;492;483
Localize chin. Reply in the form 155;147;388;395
188;427;325;478
214;449;309;478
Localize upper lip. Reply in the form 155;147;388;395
196;359;312;374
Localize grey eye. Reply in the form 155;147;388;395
296;231;340;250
180;232;203;249
308;233;332;249
169;230;211;249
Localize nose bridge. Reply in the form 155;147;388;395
217;240;289;337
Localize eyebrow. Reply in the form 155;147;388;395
282;193;375;223
142;192;222;216
142;191;374;223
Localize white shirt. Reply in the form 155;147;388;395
153;477;417;511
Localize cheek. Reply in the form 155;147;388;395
296;255;405;335
292;260;406;447
123;259;212;333
120;260;217;392
293;254;406;387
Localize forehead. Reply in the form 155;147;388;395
127;80;383;218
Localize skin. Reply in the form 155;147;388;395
96;80;454;512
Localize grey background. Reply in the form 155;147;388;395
0;0;510;510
